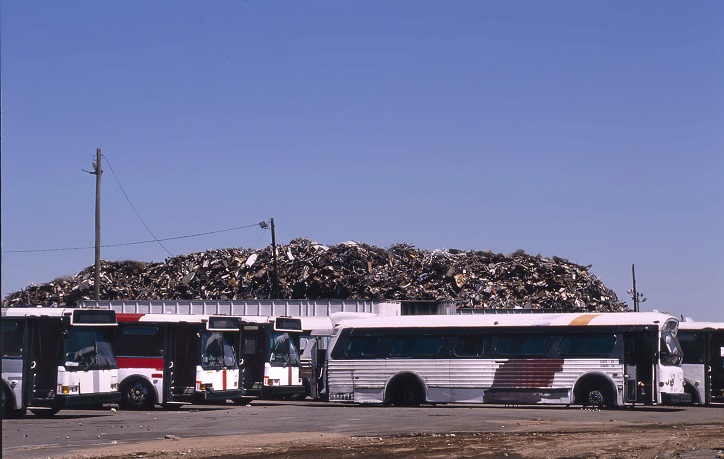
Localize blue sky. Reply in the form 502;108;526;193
2;1;722;320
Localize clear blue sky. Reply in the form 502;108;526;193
2;1;722;320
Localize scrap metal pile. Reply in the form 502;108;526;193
3;238;628;311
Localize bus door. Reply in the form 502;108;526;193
623;331;655;403
239;324;264;396
24;319;60;407
165;323;200;400
708;330;724;403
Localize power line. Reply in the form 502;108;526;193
102;153;174;258
3;223;264;254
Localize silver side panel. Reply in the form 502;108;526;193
327;359;624;405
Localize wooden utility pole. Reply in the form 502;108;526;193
631;264;638;312
93;149;102;300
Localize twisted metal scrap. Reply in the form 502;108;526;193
2;238;627;311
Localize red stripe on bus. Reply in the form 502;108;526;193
223;370;227;390
116;357;164;371
117;313;145;322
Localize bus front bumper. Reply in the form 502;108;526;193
661;392;692;405
193;389;245;403
261;385;307;398
56;391;122;408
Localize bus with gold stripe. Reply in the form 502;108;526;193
324;312;691;407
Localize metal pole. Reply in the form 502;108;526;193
94;149;102;301
631;264;638;312
270;218;280;299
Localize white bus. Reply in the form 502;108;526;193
1;307;120;417
238;316;306;400
325;312;691;407
678;320;724;405
115;313;244;409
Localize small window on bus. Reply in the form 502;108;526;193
678;331;705;364
496;335;551;357
345;336;380;358
390;336;416;356
117;326;163;357
558;334;616;357
1;320;23;357
415;336;444;357
454;335;487;357
389;336;443;357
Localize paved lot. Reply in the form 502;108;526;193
3;401;724;458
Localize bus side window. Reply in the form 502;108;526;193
496;334;551;357
678;332;705;364
454;335;486;357
117;326;163;357
345;336;379;358
558;334;616;357
1;321;23;357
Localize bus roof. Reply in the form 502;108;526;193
333;311;678;330
117;313;237;324
679;321;724;331
2;307;117;325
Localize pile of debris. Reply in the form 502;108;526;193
2;238;628;311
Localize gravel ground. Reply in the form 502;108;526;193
64;423;724;459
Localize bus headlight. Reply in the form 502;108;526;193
199;383;214;391
61;385;80;394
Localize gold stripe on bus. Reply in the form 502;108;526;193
568;314;601;326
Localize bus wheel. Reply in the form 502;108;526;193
579;385;613;408
386;374;425;407
29;407;60;417
121;380;154;410
232;397;252;406
1;386;25;419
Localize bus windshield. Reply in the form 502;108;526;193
64;328;117;370
660;329;684;366
200;331;237;370
269;331;301;366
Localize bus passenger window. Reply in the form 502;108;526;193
454;335;486;357
497;335;551;357
2;321;23;357
558;334;616;357
345;336;379;358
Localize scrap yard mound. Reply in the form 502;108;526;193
3;238;627;311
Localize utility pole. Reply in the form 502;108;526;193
627;264;647;312
270;218;280;299
259;218;281;299
83;148;103;301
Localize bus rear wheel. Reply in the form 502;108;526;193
577;384;614;408
29;407;60;417
121;379;154;410
386;374;425;407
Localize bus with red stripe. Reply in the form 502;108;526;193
237;316;306;400
115;313;244;409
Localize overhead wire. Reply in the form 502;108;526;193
3;223;264;253
102;152;175;258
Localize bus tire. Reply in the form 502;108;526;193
29;407;60;417
574;376;616;409
683;382;699;405
385;373;425;407
2;385;20;419
121;379;155;410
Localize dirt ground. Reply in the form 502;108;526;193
66;423;724;459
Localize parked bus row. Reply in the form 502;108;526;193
3;307;722;418
1;307;305;417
